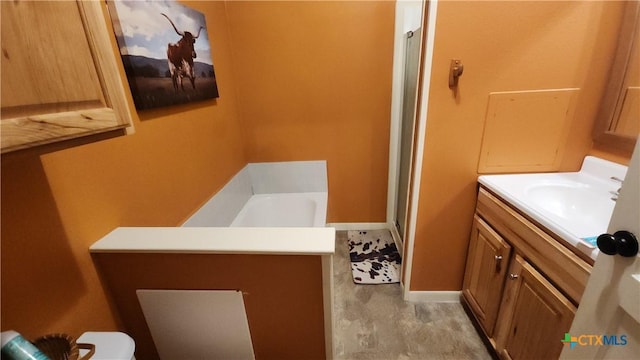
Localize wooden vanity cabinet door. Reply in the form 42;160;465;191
495;255;576;360
462;215;511;337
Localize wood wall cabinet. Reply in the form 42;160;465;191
462;187;591;360
1;0;132;153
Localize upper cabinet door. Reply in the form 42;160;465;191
1;0;133;153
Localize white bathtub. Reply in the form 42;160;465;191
230;192;327;227
182;161;328;228
91;161;333;360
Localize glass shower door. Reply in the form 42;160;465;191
395;27;422;242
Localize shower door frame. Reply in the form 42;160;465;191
386;0;438;300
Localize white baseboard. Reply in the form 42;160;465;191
404;291;461;303
326;222;391;231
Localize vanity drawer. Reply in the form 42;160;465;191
476;187;591;304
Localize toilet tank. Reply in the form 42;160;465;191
77;332;135;360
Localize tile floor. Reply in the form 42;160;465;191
332;230;493;360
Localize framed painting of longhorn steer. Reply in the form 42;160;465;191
106;0;219;110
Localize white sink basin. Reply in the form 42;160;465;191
526;183;595;221
525;180;611;220
525;181;614;238
479;157;628;260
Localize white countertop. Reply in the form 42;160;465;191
478;156;628;260
90;227;336;255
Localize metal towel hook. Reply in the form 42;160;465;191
449;59;464;89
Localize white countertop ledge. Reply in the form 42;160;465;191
90;227;336;255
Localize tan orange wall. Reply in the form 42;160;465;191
224;1;395;222
1;1;246;338
409;1;625;290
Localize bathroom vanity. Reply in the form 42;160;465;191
462;157;627;359
463;188;587;359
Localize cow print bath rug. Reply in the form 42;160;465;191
348;230;401;284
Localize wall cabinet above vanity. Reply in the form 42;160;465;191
463;187;592;360
1;0;132;154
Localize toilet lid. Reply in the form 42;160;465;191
77;332;135;359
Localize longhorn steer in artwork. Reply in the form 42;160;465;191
161;13;204;92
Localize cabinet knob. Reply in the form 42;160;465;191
494;255;503;273
509;274;519;280
597;231;638;257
